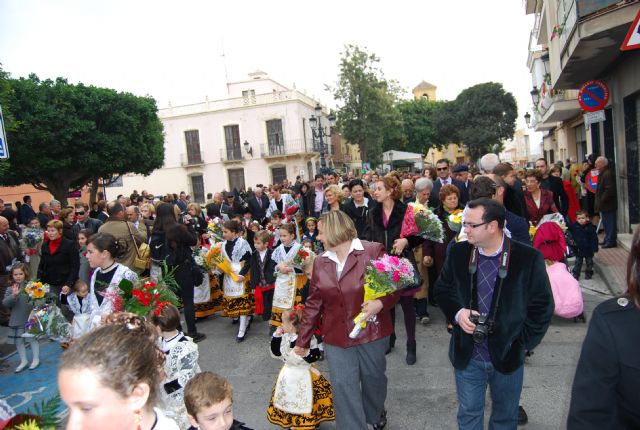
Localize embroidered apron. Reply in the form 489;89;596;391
223;261;244;298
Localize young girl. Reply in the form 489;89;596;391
266;211;284;248
302;218;322;254
149;303;201;430
2;263;39;372
219;220;254;342
267;305;334;429
61;279;92;339
270;224;306;328
20;217;44;279
77;229;92;285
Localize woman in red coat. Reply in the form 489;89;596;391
524;169;558;226
295;211;396;430
550;165;580;223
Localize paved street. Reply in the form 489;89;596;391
0;268;614;429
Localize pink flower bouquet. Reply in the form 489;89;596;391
349;254;415;339
400;202;444;243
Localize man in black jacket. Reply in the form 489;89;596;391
536;158;568;215
429;159;469;208
435;198;553;429
246;185;270;224
19;195;37;225
304;174;326;218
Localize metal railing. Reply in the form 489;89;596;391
180;152;205;166
219;148;244;162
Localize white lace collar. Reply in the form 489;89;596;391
222;238;252;262
272;242;301;263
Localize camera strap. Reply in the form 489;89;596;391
467;237;512;321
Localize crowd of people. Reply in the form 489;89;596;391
0;150;636;430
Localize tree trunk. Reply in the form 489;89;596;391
44;180;73;207
89;175;100;206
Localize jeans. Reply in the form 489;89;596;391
601;210;617;246
454;359;524;430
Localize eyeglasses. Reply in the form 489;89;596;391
462;221;490;229
437;167;448;171
75;212;85;215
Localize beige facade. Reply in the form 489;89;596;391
107;72;333;202
525;0;640;232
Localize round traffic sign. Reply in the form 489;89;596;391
578;80;609;112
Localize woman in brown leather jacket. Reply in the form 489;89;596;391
295;211;397;430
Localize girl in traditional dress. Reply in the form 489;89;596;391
219;220;254;342
149;303;201;430
270;223;307;328
85;233;139;328
267;305;334;429
60;279;92;339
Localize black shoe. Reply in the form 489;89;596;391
236;332;246;342
406;342;416;365
518;405;528;425
385;333;396;355
231;317;239;324
187;332;206;343
373;409;387;430
585;273;592;280
602;244;617;248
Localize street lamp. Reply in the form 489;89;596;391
530;86;540;106
309;103;336;175
524;112;531;128
243;140;253;157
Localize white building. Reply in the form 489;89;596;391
107;71;333;202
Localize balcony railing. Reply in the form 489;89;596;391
158;90;319;118
220;148;244;162
180;152;205;166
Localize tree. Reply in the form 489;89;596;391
442;82;517;161
0;74;164;203
396;99;449;155
330;45;403;166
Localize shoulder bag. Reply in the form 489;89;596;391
125;221;151;270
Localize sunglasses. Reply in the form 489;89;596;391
75;212;85;215
437;167;448;171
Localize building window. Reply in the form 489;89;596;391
266;119;285;156
227;168;246;192
575;125;587;163
224;125;242;160
272;166;287;185
242;90;256;105
184;130;202;165
190;175;205;203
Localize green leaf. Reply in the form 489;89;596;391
25;393;62;428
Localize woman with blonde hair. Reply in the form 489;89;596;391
295;210;394;430
322;184;343;213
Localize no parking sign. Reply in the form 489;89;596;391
578;80;609;112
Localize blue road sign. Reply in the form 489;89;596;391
0;105;8;159
578;80;609;112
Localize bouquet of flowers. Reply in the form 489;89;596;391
529;224;538;242
21;227;44;254
447;209;464;232
23;306;50;337
117;277;181;317
400;202;444;243
193;247;213;272
207;217;224;243
206;244;240;282
349;255;415;339
292;247;315;269
22;281;51;304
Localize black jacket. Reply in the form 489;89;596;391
72;217;103;238
541;175;569;215
37;212;51;229
366;200;423;259
246;194;270;222
341;198;376;240
504;181;526;218
434;238;554;373
248;248;277;289
568;297;640;429
594;165;617;213
567;222;598;257
0;230;22;278
430;177;469;208
37;238;80;287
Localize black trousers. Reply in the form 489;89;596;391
174;266;197;333
573;255;594;278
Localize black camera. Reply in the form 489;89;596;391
470;314;494;344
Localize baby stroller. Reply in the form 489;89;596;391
533;221;586;323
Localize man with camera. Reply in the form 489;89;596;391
435;198;553;429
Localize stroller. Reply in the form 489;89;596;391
533;221;586;323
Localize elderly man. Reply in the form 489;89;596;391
479;153;501;174
50;199;62;220
37;202;52;229
247;185;270;223
401;179;415;204
453;164;471;197
0;216;22;325
595;156;617;248
435;198;553;429
205;192;223;219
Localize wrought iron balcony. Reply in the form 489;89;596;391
180;152;205;166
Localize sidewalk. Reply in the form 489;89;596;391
593;232;633;295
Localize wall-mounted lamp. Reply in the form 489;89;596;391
530;87;540;106
524;112;531;128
